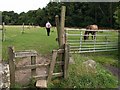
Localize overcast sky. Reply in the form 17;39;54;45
0;0;50;14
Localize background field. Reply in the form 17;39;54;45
2;26;58;60
2;26;119;88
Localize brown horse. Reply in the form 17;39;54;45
84;25;98;41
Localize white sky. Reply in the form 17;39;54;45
0;0;50;14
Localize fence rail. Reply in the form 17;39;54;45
65;28;118;53
65;28;119;32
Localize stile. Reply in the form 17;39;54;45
47;50;57;82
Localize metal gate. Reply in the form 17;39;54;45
65;28;118;54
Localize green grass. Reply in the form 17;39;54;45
2;26;119;88
48;52;119;88
2;26;58;60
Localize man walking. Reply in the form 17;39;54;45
45;21;51;36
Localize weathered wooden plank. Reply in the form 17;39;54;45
33;72;63;79
31;56;36;77
52;72;63;77
15;50;37;57
33;74;47;79
36;80;47;88
47;50;57;82
16;63;49;70
55;15;60;46
64;44;69;79
8;47;15;88
57;49;64;54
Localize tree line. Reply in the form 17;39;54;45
2;2;120;29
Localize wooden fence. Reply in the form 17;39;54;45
8;45;69;88
8;6;70;88
65;28;118;53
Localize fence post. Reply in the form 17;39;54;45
31;56;36;77
59;6;66;78
60;6;66;48
2;22;5;42
79;31;82;53
32;23;33;28
29;23;30;29
22;23;24;34
8;47;15;88
94;35;96;52
55;15;60;46
64;44;69;79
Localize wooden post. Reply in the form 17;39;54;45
8;47;15;88
60;6;66;48
29;23;30;29
31;56;36;77
55;6;66;78
64;44;69;79
47;50;57;82
32;23;33;28
22;23;24;34
59;6;66;78
55;15;60;46
2;22;5;42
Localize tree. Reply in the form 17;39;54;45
114;5;120;28
2;2;119;29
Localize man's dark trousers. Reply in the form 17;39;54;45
46;28;50;36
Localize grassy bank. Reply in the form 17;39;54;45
48;51;119;88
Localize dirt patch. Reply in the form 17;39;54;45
15;54;51;86
104;65;120;80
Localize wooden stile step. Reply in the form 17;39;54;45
36;80;47;88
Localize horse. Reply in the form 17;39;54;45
84;25;98;41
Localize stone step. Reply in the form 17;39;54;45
36;80;47;88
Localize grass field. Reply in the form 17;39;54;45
2;26;119;88
2;26;58;60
